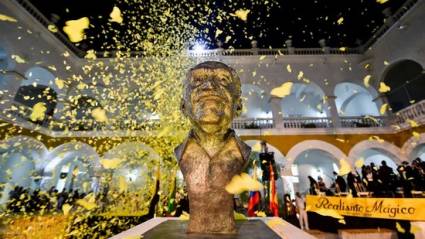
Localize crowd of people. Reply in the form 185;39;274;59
307;158;425;197
6;186;90;214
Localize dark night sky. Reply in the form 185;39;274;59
28;0;406;52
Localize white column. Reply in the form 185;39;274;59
326;95;341;128
270;97;283;128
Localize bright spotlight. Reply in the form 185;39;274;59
193;42;205;53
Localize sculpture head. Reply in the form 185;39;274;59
181;61;242;134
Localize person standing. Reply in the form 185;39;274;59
333;171;347;193
295;192;309;230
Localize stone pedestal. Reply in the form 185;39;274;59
110;217;316;239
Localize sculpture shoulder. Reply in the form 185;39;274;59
233;135;251;163
174;142;187;163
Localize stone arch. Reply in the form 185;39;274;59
41;142;101;192
348;140;405;167
285;140;346;176
278;81;330;118
240;84;272;118
380;59;424;112
21;66;61;92
13;66;59;122
401;133;425;161
334;82;380;116
102;142;165;193
0;136;48;203
0;135;48;171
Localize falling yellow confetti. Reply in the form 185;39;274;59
48;24;58;33
0;14;17;22
62;204;72;216
55;78;65;89
336;138;346;143
338;219;346;224
363;75;371;88
91;107;107;122
338;159;351;176
63;17;90;43
380;103;388;115
85;49;97;60
339;47;347;51
396;222;406;233
252;142;262;152
255;211;267;217
384;60;390;65
337;17;344;25
378;82;391;93
100;158;124;169
413;131;420;140
234;211;247;220
369;136;384;143
215;29;223;38
316;104;322;111
297;71;304;80
259;55;266;61
377;0;389;3
119;176;128;193
230;9;250;21
354;158;365;168
11;54;26;63
110;6;123;24
270;82;293;98
286;64;292;73
30;102;47;121
407;119;418;128
76;199;97;211
225;173;263;194
179;211;190;220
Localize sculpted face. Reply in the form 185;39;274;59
182;62;241;134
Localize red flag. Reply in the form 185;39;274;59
269;164;279;216
247;191;261;216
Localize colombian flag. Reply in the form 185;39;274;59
269;164;279;216
247;191;261;216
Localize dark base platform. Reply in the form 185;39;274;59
142;220;281;239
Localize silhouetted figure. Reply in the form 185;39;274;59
378;160;396;196
411;158;425;191
333;171;347;193
347;171;364;197
308;176;318;195
397;164;413;198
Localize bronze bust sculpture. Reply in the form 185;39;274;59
175;61;251;234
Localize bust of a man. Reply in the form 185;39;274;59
175;61;251;234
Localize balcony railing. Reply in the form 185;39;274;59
187;47;361;57
6;99;425;133
232;118;274;129
394;99;425;125
340;116;387;128
232;116;392;130
281;117;333;129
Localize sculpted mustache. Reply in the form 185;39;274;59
195;93;226;102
